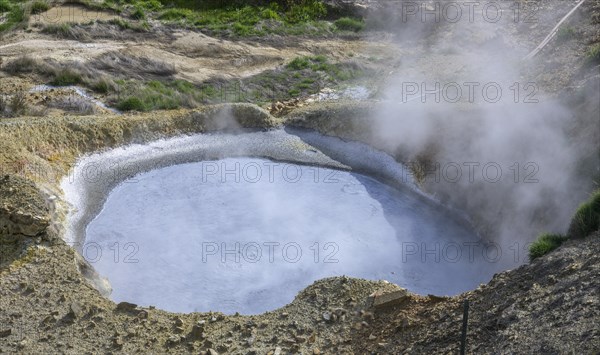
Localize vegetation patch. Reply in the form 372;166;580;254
0;92;29;118
0;0;25;33
116;96;146;111
567;189;600;239
0;0;364;36
155;1;343;37
48;95;97;115
110;79;220;111
106;17;150;31
50;69;84;86
30;0;49;15
40;22;93;40
556;26;576;42
585;43;600;65
334;17;364;32
245;55;365;101
529;233;567;260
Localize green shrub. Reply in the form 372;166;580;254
0;2;25;32
556;26;575;42
108;18;132;29
42;23;72;36
529;233;567;260
334;17;364;32
117;97;146;111
30;0;49;15
158;8;195;21
233;22;252;36
585;43;600;65
567;190;600;239
50;69;83;86
0;0;12;13
91;78;114;93
287;56;311;70
107;18;149;31
285;0;326;23
131;5;146;20
260;8;279;20
138;0;162;11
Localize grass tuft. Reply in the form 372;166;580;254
30;0;49;15
529;233;567;260
585;43;600;65
131;5;146;20
334;17;364;32
50;69;83;86
0;0;12;13
567;189;600;239
286;56;311;70
0;1;25;33
117;96;146;111
556;26;576;42
2;56;41;74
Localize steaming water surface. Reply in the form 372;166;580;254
86;157;491;315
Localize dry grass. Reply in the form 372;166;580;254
0;92;29;118
47;95;98;115
2;56;42;74
91;51;176;79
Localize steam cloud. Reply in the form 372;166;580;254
365;0;598;264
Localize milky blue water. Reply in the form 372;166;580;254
85;157;490;314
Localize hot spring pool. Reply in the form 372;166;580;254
84;156;491;314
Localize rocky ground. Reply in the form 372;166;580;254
1;0;599;354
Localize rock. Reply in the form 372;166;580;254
166;335;179;347
313;348;321;355
70;301;85;318
274;347;282;355
372;290;410;310
174;317;183;326
41;314;57;325
362;311;374;320
427;295;448;303
207;348;218;355
322;312;332;322
115;302;138;313
62;311;76;324
188;324;205;341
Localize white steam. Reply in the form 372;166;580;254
366;1;596;260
